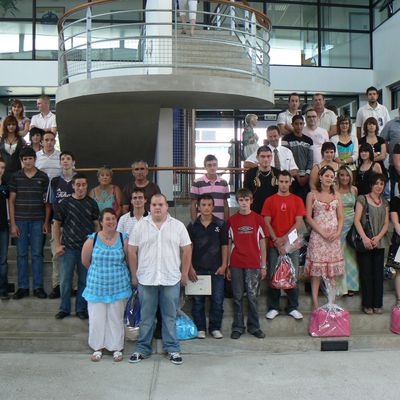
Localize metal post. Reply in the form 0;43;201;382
86;6;92;79
217;6;221;28
250;13;256;81
230;0;235;36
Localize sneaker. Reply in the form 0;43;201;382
0;293;10;300
168;352;183;365
48;285;60;299
76;311;89;320
33;288;47;299
55;311;70;320
251;329;266;339
211;330;223;339
197;330;206;339
12;288;29;300
129;352;148;363
230;331;241;340
265;309;279;320
288;309;303;320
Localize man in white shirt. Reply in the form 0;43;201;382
128;194;192;365
303;108;329;165
244;126;298;177
30;95;57;135
355;86;391;138
312;93;337;137
277;93;302;136
35;132;61;184
117;188;148;237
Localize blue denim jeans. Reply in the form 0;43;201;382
59;248;87;314
136;283;180;356
0;228;9;296
267;248;299;313
15;220;44;289
230;267;261;334
191;270;225;332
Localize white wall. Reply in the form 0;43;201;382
270;65;373;94
373;11;400;111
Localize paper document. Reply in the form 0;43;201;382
394;246;400;263
288;229;298;245
185;275;212;296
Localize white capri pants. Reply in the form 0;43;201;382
88;299;127;352
179;0;198;20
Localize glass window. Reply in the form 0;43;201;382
266;3;317;28
269;29;318;66
0;22;32;59
321;31;370;68
0;1;32;18
321;6;369;30
320;0;369;5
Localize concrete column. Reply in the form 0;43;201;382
155;108;174;200
145;0;173;74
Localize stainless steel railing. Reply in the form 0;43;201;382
57;0;271;87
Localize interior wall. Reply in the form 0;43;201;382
372;11;400;111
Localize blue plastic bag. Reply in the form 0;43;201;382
176;311;198;340
124;289;141;341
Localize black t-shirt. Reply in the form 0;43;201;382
0;182;8;230
243;166;279;214
53;196;99;249
359;136;387;177
187;216;228;272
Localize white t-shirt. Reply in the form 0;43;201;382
30;111;57;131
35;149;61;181
303;126;329;165
355;103;391;132
117;211;148;237
317;108;337;132
277;110;302;130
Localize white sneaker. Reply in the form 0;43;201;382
265;309;279;320
197;330;206;339
211;330;223;339
288;309;303;320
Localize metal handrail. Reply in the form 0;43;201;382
57;0;271;86
57;0;271;33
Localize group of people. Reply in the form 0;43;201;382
1;88;400;366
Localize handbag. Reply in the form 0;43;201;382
346;195;373;253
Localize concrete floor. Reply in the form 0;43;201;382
1;349;398;400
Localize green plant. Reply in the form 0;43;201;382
0;0;19;17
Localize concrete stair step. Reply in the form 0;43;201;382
0;312;89;333
7;246;52;259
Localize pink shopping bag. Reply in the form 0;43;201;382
309;305;351;337
390;307;400;334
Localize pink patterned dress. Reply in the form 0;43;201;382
305;197;345;278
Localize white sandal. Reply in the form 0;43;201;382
113;351;123;362
91;351;102;362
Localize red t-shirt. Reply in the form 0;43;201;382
261;193;306;247
228;211;268;269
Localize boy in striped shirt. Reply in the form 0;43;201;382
190;154;230;221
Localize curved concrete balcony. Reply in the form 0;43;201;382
56;0;274;109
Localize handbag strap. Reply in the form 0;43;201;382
363;194;374;236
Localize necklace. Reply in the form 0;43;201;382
368;194;381;206
258;169;271;177
102;232;116;242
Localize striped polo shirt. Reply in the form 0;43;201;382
9;169;49;220
190;174;230;220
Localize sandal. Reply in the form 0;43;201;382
363;307;373;315
113;351;123;362
91;351;102;362
373;308;383;314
